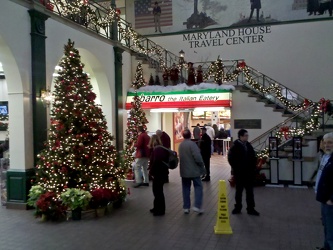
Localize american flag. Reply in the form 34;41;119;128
134;0;173;29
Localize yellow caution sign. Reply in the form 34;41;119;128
214;180;233;234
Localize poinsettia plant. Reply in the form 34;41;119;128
35;191;66;220
60;188;92;210
90;188;118;209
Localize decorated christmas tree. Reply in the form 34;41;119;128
148;74;154;86
132;62;146;89
123;94;149;172
34;40;125;200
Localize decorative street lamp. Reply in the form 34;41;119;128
179;50;185;83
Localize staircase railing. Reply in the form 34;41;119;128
47;0;180;68
250;106;314;152
239;66;311;115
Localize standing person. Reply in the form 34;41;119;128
178;129;206;214
162;68;169;86
156;129;171;149
200;127;211;182
153;1;162;33
156;129;171;183
307;0;319;15
248;0;261;22
193;123;201;140
216;128;228;155
196;65;203;84
315;132;333;250
134;126;151;188
187;62;195;86
205;123;215;155
228;129;260;216
148;135;169;216
169;63;179;85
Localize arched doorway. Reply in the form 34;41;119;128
0;35;32;206
49;48;113;132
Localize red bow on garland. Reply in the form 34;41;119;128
319;98;331;113
279;126;290;140
237;61;246;68
303;99;310;109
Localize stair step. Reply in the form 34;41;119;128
282;113;294;117
248;93;261;97
303;135;317;140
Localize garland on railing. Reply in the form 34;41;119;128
256;102;323;159
50;0;175;68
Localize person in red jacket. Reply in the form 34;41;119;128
134;126;151;188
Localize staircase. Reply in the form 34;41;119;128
47;0;180;71
40;0;333;156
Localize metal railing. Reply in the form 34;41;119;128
45;0;180;69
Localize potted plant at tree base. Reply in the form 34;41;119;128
60;188;92;221
27;185;45;209
35;191;66;221
90;188;113;217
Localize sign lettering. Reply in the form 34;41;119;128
183;26;271;48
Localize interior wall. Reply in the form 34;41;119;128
150;20;333;101
231;90;286;141
0;79;8;101
145;110;161;134
45;18;116;134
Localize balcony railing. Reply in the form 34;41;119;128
42;0;180;68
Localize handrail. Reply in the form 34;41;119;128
46;0;180;68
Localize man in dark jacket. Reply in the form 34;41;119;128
315;132;333;250
156;129;171;183
156;129;171;149
228;129;260;216
134;126;151;188
200;127;211;181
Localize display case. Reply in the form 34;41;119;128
292;137;302;159
269;137;278;158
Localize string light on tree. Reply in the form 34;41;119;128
132;62;146;89
34;39;125;202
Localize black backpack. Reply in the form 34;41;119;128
156;145;179;169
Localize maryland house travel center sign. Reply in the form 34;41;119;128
126;89;232;110
183;26;272;48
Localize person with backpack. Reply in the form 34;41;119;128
178;129;206;214
200;127;211;182
148;135;169;216
156;129;171;182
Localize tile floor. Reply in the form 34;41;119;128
0;155;323;250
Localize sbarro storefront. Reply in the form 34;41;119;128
126;83;234;150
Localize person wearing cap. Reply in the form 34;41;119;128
199;127;211;181
187;62;195;86
153;1;162;33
